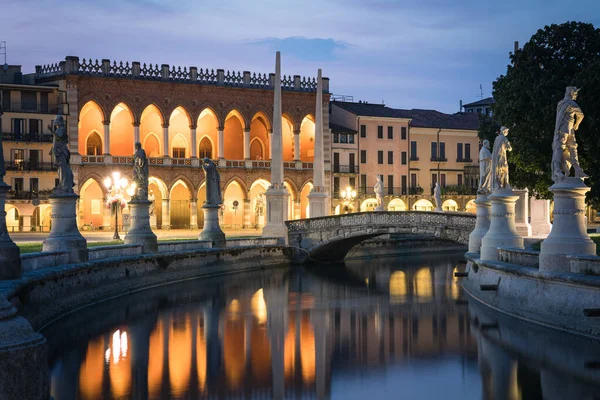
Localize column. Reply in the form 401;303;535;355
190;125;198;158
468;194;491;253
307;68;328;217
293;200;301;220
21;215;32;232
162;198;170;229
190;199;198;229
243;199;251;229
243;128;251;159
162;123;169;157
103;120;110;155
133;122;140;151
293;129;300;161
513;188;532;237
218;126;224;159
267;130;273;159
262;51;290;240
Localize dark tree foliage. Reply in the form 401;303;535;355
489;21;600;204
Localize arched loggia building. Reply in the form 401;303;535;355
35;56;331;230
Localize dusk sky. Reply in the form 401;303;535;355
2;0;599;113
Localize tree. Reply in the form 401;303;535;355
490;21;600;204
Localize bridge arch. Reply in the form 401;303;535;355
286;211;476;263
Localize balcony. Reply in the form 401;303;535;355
6;190;52;200
456;158;473;163
1;132;53;143
7;102;61;114
356;186;422;196
4;161;57;172
430;157;448;162
332;164;358;174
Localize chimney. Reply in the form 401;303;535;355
460;100;463;112
514;41;519;53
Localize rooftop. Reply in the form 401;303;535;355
332;101;479;130
330;122;357;134
463;97;495;108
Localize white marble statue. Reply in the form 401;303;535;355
434;182;442;210
132;142;149;200
552;86;588;182
148;191;155;216
478;139;492;194
0;106;4;182
374;175;384;207
48;114;75;194
202;158;222;206
491;126;512;191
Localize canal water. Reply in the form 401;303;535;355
46;250;600;399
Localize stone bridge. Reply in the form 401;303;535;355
286;211;476;263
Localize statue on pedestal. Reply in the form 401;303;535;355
491;126;512;191
552;86;588;182
148;191;155;216
374;175;384;208
478;139;492;194
0;106;4;182
132;142;149;200
434;182;442;210
202;158;222;206
49;115;75;194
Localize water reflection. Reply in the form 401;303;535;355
46;251;600;399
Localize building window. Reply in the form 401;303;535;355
21;91;37;111
340;134;348;143
29;119;41;135
360;150;367;164
333;133;339;143
12;118;25;137
360;125;366;138
388;175;394;195
441;173;446;187
378;151;384;164
333;152;340;172
86;132;103;156
348;135;355;144
30;178;38;197
410;173;417;188
29;150;41;169
349;177;356;188
458;174;463;186
410;141;418;160
387;126;393;139
401;127;407;140
12;149;25;169
360;174;367;192
439;142;445;160
13;178;24;194
199;137;212;159
387;151;393;164
333;177;340;196
401;151;407;165
457;143;463;161
402;175;407;194
377;126;383;139
173;147;186;158
349;153;356;173
465;143;471;161
431;142;437;160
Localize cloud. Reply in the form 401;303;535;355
250;37;350;62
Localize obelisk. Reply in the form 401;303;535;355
307;69;328;217
262;52;290;240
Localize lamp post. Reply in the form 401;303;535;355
339;186;357;214
104;171;135;240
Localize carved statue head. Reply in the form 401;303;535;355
377;175;382;182
53;114;65;129
565;86;580;100
135;142;142;151
500;126;509;136
483;139;490;149
203;157;211;164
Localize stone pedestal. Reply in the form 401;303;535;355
150;214;157;229
124;199;157;253
0;294;48;399
42;193;88;263
530;197;552;237
262;186;289;240
0;183;21;279
468;194;491;254
199;205;226;247
539;178;595;273
374;204;384;212
307;189;327;217
480;188;524;261
514;188;532;237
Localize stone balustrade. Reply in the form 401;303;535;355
497;247;540;268
36;56;330;93
157;240;212;253
226;237;281;247
568;255;600;276
21;251;70;272
88;244;143;260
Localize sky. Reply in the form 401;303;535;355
1;0;599;113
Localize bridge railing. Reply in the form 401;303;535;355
286;211;476;233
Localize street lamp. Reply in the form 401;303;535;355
104;171;136;240
339;186;357;214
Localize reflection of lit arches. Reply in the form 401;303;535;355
414;268;433;301
466;199;476;213
360;198;378;212
251;289;267;324
387;198;406;211
442;199;458;212
85;130;103;155
413;199;434;211
168;316;192;396
389;271;407;303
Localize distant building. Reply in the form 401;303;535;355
331;101;480;213
462;97;495;117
